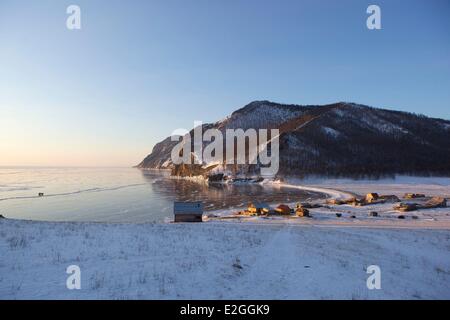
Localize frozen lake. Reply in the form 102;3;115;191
0;167;323;222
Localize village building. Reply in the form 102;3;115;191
365;193;379;203
274;204;291;215
247;202;270;215
174;201;203;222
404;193;426;199
296;207;310;217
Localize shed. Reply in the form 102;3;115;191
275;204;291;215
248;202;270;215
174;201;203;222
365;193;379;203
296;207;310;217
394;202;418;212
404;193;425;199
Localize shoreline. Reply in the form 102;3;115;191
1;179;449;229
205;180;450;230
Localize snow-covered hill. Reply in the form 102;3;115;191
137;101;450;178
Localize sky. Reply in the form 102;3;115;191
0;0;449;167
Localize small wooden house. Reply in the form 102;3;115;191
394;202;418;212
404;193;425;199
174;201;203;222
248;202;270;215
275;204;291;215
296;207;310;217
365;193;379;203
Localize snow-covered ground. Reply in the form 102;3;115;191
297;175;450;199
1;177;450;300
1;219;449;300
208;176;450;229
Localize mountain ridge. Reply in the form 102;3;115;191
137;101;450;178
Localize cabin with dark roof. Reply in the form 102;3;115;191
174;201;203;222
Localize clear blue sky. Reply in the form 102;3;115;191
0;0;449;166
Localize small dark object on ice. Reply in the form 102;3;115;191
397;215;406;219
233;258;243;270
369;211;378;217
38;193;44;197
0;214;5;219
335;213;342;218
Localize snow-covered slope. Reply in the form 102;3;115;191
215;100;308;130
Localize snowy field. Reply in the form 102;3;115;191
1;219;449;300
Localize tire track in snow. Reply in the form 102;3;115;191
280;183;356;200
230;224;302;298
